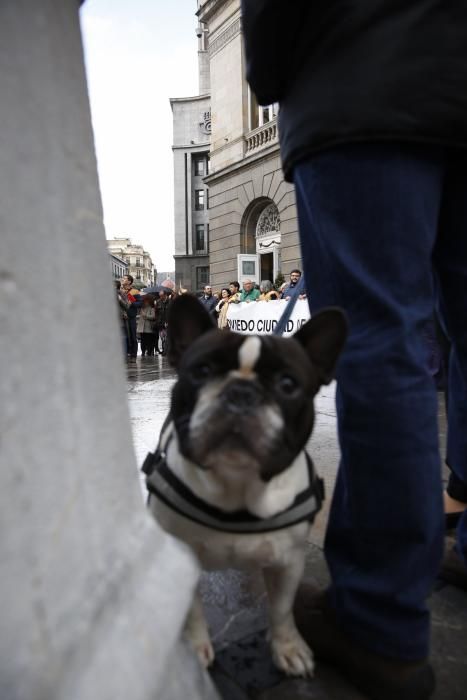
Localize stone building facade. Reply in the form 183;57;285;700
197;0;301;290
109;252;128;280
107;237;155;286
171;95;211;292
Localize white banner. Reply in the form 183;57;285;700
226;299;310;337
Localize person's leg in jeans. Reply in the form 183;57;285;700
128;317;137;358
294;143;445;660
434;152;467;561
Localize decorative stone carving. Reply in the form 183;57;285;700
200;110;211;134
209;18;241;58
256;204;281;239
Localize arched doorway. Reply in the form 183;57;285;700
256;203;281;283
238;199;281;285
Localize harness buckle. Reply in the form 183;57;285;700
141;449;165;476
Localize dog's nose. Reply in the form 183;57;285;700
223;380;261;413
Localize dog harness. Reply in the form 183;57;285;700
142;432;325;534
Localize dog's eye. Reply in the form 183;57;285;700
190;364;211;382
277;374;300;395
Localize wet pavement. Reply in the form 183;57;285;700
127;355;467;699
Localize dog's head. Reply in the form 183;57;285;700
167;295;347;482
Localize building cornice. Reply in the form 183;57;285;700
172;143;210;151
170;94;210;108
208;16;241;58
197;0;231;23
205;141;281;186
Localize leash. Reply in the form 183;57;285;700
273;276;306;336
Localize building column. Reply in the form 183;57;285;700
0;2;218;699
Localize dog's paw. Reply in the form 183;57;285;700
271;631;315;677
186;631;215;669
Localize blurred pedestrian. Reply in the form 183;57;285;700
215;288;231;329
228;281;241;303
121;274;141;362
115;280;129;357
137;294;157;357
239;279;260;303
155;289;171;356
280;269;306;300
258;279;279;301
199;284;218;318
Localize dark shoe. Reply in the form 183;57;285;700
438;546;467;591
294;585;435;700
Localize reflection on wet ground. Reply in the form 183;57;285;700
127;355;176;494
127;356;465;700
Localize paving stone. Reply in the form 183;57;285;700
210;664;251;700
200;569;269;651
213;629;284;695
255;665;366;700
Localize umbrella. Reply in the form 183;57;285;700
161;278;175;290
142;285;174;295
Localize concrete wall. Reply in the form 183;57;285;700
0;3;218;699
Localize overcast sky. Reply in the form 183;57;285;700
80;0;199;271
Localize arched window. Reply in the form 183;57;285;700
256;203;280;240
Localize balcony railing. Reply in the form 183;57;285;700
195;247;209;256
245;118;278;155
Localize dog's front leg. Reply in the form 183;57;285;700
184;589;215;669
263;556;314;677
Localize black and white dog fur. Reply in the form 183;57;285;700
146;294;347;677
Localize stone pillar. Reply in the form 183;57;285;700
0;2;218;699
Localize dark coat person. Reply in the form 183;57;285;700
243;0;467;181
198;285;218;317
242;2;467;699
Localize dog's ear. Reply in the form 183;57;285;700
294;307;348;384
167;294;216;367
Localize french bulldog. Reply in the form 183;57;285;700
143;294;347;677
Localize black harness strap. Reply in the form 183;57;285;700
143;443;324;534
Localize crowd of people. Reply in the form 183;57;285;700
198;271;307;328
115;271;307;352
115;274;174;361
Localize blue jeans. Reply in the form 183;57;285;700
294;144;467;660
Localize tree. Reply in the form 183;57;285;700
274;270;285;289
